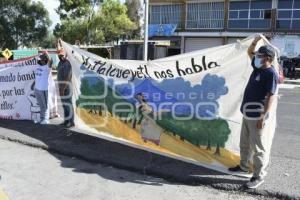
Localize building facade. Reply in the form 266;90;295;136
149;0;300;55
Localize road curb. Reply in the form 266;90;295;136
0;122;298;200
284;80;300;85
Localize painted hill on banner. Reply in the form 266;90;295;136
75;73;239;168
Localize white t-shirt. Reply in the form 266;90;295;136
34;64;50;91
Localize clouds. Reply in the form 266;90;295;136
155;74;228;118
113;74;228;118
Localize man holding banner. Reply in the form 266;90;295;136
34;52;51;124
57;49;74;128
229;36;278;189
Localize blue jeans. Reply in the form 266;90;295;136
34;89;49;121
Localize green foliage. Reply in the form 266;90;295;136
156;114;231;153
0;0;50;49
55;0;136;44
56;0;94;20
38;34;57;49
54;18;103;44
76;77;136;117
91;0;136;42
125;0;142;39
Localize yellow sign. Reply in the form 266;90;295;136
2;48;13;59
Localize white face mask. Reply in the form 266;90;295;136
254;56;263;69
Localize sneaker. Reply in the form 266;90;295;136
34;120;40;124
245;177;264;189
228;165;248;173
40;120;49;125
59;122;67;126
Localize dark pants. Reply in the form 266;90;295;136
61;87;74;124
290;65;296;79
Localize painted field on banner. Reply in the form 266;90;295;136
0;57;57;121
62;35;278;173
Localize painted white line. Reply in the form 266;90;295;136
278;101;300;105
279;84;298;89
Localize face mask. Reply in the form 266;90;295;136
254;56;263;69
37;60;46;66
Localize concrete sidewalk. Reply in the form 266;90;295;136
0;88;299;200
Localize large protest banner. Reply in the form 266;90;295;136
0;57;57;121
60;35;279;174
0;34;278;174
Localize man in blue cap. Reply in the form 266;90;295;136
229;36;278;189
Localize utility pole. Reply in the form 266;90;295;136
143;0;149;61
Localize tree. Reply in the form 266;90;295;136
55;0;135;44
53;19;104;45
56;0;97;20
212;120;230;156
0;0;50;49
38;34;57;49
125;0;142;39
91;0;136;42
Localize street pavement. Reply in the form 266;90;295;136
0;86;299;200
0;139;278;200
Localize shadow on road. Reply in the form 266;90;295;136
0;120;247;188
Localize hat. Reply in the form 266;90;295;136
57;49;65;56
256;45;275;59
37;53;49;62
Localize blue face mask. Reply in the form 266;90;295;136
254;56;263;69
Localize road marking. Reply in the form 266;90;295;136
279;84;300;90
0;187;9;200
279;101;300;105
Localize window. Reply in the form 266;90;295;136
278;0;293;9
228;0;272;29
250;10;260;18
264;10;272;19
277;20;292;29
294;10;300;18
292;20;300;28
278;10;292;18
277;0;300;29
251;0;273;9
230;1;249;9
229;11;238;18
149;4;183;29
239;10;249;18
295;1;300;9
186;2;224;29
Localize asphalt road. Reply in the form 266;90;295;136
0;139;276;200
0;86;299;200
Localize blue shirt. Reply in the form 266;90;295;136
241;61;278;118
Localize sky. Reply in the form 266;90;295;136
36;0;60;30
36;0;126;30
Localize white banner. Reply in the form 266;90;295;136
0;57;57;121
60;34;279;174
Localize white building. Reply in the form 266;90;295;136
149;0;300;56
